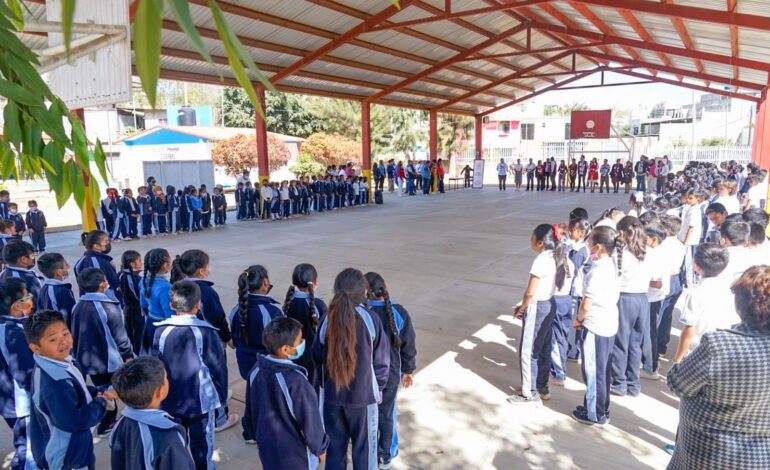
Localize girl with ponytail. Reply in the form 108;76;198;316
509;224;568;404
138;248;172;353
310;268;390;470
609;216;653;398
571;226;620;426
365;272;417;469
283;263;326;376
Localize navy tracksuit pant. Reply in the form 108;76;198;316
642;300;662;373
658;275;682;354
124;313;145;357
378;386;398;462
549;295;574;381
324;403;378;470
4;416;32;470
173;412;215;470
610;293;649;395
141;214;153;236
519;300;554;397
580;329;613;422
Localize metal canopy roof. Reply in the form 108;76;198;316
23;0;770;116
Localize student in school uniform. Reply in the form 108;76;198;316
673;243;739;364
151;281;227;470
200;187;212;228
166;185;179;235
640;221;669;380
548;235;575;386
656;215;686;357
0;190;10;220
718;217;754;283
311;268;390;470
571;226;621;426
0;241;43;302
7;204;25;239
248;317;329;470
188;188;202;232
282;264;325;379
508;225;569;403
564;217;592;362
0;278;36;470
101;188;118;236
229;265;283;442
70;267;134;435
289;181;300;215
609;216;652;397
152;187;168;236
212;185;227;226
137;186;154;238
678;189;704;288
119;250;144;355
365;272;416;469
121;189;140;239
704;202;728;243
74;230;121;302
178;188;190;233
110;357;197;470
26;310;117;470
0;220;16;251
269;183;280;218
37;253;76;325
139;249;174;354
301;180;311;213
24;201;46;253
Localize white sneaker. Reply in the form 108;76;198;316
641;370;662;380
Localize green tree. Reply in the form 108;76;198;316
289;153;325;177
307;98;361;140
223;88;324;137
437;113;473;176
544;102;589;116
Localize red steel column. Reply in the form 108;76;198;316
255;85;269;183
753;91;769;169
429;110;438;160
475;114;483;159
362;100;371;169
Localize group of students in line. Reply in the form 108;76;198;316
234;174;371;222
98;175;229;241
0;190;48;253
0;228;417;470
506;166;770;430
373;159;447;196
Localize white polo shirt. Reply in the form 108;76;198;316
529;250;557;301
722;246;755;284
677;275;740;352
617;247;652;293
659;236;686;278
713;195;740;215
646;245;670;302
678;204;703;246
582;256;620;337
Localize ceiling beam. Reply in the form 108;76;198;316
456;42;604;61
481;69;599;116
727;0;740;83
578;50;764;90
368;23;528;102
436;50;575;111
617;8;682;81
369;0;553;31
662;0;709;86
573;0;770;31
267;0;416;84
613;69;760;103
527;20;770;72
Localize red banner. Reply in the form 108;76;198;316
570;110;612;139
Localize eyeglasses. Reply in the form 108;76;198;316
14;295;32;305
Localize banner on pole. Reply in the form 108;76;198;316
570;110;612;139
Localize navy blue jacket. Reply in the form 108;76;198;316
367;300;417;388
29;355;107;470
8;213;25;234
118;196;139;218
200;193;212;213
212;193;226;211
25;210;46;232
284;290;326;373
101;197;117;220
37;278;76;326
151;316;226;417
152;196;168;216
137;194;153;216
74;251;122;302
0;234;14;248
235;189;246;207
191;279;231;343
110;407;195;470
312;305;390;407
0;315;34;419
119;269;142;318
229;295;283;380
0;266;43;302
249;355;328;470
71;293;134;376
166;194;178;213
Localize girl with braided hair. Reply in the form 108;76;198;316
310;268;390;470
229;265;283;444
609;216;652;398
509;224;569;404
365;272;416;470
283;263;326;377
138;248;172;354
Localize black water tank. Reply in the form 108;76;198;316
178;106;197;126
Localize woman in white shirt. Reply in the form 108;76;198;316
610;216;652;397
572;226;620;426
509;224;569;403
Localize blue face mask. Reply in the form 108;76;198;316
288;340;306;361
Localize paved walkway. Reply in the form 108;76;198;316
1;187;678;469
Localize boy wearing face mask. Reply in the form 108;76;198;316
24;201;46;254
0;241;43;302
249;316;328;470
37;253;76;326
0;278;36;470
6;203;25;239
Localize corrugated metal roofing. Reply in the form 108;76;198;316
19;0;770;115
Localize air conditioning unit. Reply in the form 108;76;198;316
482;116;490;124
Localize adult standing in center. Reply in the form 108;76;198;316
497;158;509;191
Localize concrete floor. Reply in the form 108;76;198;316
2;187;678;469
